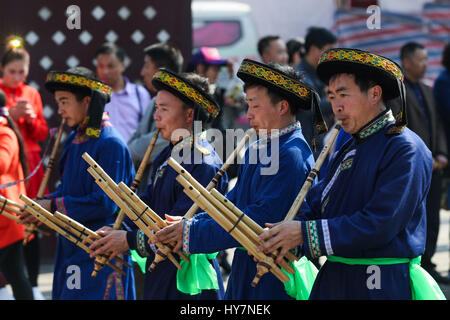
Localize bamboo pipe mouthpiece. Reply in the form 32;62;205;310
251;261;271;287
92;258;106;277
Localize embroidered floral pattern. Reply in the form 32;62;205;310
305;220;321;258
238;60;311;100
319;49;403;81
357;110;395;140
182;218;193;254
46;72;112;96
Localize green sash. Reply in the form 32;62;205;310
236;247;318;299
176;253;219;295
327;255;446;300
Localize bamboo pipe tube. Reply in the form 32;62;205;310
117;182;189;262
53;211;100;240
0;209;21;223
53;211;131;268
82;153;137;274
0;203;50;236
210;188;297;263
129;128;160;192
184;128;255;219
172;170;293;273
87;167;182;272
0;196;50;237
114;129;160;230
178;176;289;285
207;189;294;273
117;182;166;228
168;157;292;268
0;195;25;209
283;123;341;222
37;119;66;198
169;157;293;284
24;119;66;244
19;195;125;275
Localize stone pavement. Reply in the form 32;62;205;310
6;209;450;300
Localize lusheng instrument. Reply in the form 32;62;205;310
82;152;187;273
283;122;342;222
167;157;297;287
24;119;66;244
19;194;130;275
89;129;160;277
184;128;255;219
0;195;48;235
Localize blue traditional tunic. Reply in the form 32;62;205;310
299;110;433;299
45;114;136;300
184;122;315;299
124;132;228;300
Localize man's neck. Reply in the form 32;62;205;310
111;77;126;92
304;54;317;69
404;72;420;84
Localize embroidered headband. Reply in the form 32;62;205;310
152;69;220;119
237;59;312;107
317;48;407;134
45;71;112;98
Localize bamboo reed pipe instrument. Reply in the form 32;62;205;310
82;152;184;273
167;157;294;287
19;194;127;275
87;129;160;277
24;119;66;244
0;195;49;236
283;123;341;222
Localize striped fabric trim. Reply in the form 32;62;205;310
55;197;67;215
182;218;193;255
304;220;321;258
321;219;333;256
103;254;125;300
321;149;356;203
136;229;151;257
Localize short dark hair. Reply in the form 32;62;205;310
400;42;425;61
143;42;184;73
286;38;305;64
257;35;281;57
243;63;303;115
441;42;450;71
304;27;337;54
95;42;126;62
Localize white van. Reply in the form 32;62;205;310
191;1;260;66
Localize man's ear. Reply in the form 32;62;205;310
82;96;91;112
185;107;194;124
368;85;383;105
278;99;290;116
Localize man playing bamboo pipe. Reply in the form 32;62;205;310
88;69;228;300
19;67;136;300
155;59;328;299
257;48;446;300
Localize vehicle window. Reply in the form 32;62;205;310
193;20;242;48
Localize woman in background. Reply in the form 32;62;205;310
0;37;48;299
0;88;34;300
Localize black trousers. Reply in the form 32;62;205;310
421;171;442;269
0;240;33;300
